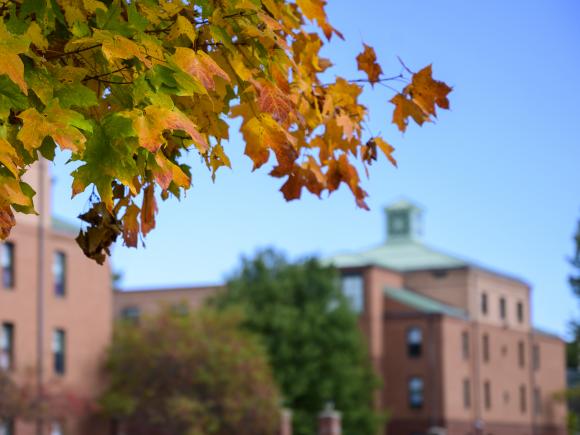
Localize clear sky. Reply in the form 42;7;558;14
49;0;580;336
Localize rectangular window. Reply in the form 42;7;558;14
50;421;64;435
518;341;525;368
517;302;524;323
0;323;14;370
519;385;527;413
499;297;507;320
481;292;488;315
407;327;422;358
1;242;14;289
532;344;540;370
121;306;140;324
533;387;542;415
484;381;492;410
53;329;66;375
53;252;66;297
462;331;470;360
482;334;490;363
408;377;424;409
0;419;14;435
463;378;471;409
341;275;364;313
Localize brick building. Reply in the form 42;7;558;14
115;200;567;435
0;162;112;435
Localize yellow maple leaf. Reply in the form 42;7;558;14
173;48;231;92
356;44;382;85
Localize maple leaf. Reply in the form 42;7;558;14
141;184;157;237
122;204;140;248
296;0;341;40
390;93;429;132
0;22;30;95
405;65;452;116
252;79;297;125
0;138;23;177
367;137;397;167
152;152;191;191
356;44;382;85
173;48;231;92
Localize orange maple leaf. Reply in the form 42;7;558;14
356;44;382;85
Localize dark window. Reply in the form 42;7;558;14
0;419;14;435
53;329;66;375
408;377;424;409
481;292;488;315
53;252;66;297
533;387;542;415
518;341;525;368
482;334;490;363
171;303;189;316
431;270;448;278
517;302;524;323
484;381;492;410
1;242;14;289
463;378;471;409
121;306;140;323
462;331;470;360
0;323;14;370
532;344;540;370
520;385;527;413
407;327;422;358
499;297;507;320
341;275;364;313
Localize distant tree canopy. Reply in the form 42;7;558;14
100;307;281;435
0;0;450;262
567;217;580;369
213;249;381;435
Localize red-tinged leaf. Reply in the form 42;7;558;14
0;205;15;240
356;44;382;85
173;48;230;92
251;79;296;125
153;152;191;191
122;204;140;248
141;184;157;237
390;93;428;132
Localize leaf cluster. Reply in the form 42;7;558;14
0;0;451;261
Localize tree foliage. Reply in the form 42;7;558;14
0;0;451;262
100;307;281;435
213;249;381;435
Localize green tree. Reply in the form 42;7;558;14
213;249;381;435
0;0;450;262
100;307;281;435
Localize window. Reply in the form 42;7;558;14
533;387;542;415
53;329;66;375
461;331;470;360
341;275;364;313
481;292;488;315
408;377;424;409
121;306;140;323
499;297;507;320
519;385;527;413
532;344;540;370
482;334;490;363
518;341;525;368
0;323;14;370
463;378;471;409
50;421;64;435
1;242;14;289
484;380;492;410
517;302;524;323
407;327;422;358
53;252;66;297
0;419;14;435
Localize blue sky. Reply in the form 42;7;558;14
50;0;580;336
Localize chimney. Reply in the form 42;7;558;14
318;402;341;435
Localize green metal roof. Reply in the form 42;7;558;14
329;239;468;271
384;287;468;319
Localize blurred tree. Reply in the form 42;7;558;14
213;249;381;435
0;1;450;263
100;307;280;435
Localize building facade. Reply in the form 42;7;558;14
113;200;567;435
0;162;112;435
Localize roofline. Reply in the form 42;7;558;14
115;284;224;293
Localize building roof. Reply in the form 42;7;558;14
330;240;468;272
384;287;468;319
51;216;80;235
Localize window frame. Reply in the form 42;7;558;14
484;380;492;410
53;329;66;376
481;292;488;315
517;301;524;323
519;384;527;414
482;333;490;363
518;340;526;368
499;297;507;320
1;242;15;289
463;378;471;409
408;376;424;410
53;251;67;298
406;326;423;359
0;322;14;371
461;330;470;360
340;274;365;314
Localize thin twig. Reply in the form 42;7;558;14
82;66;132;83
46;44;102;60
